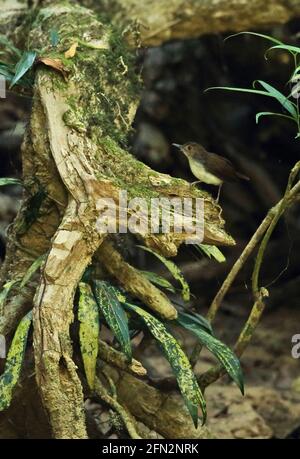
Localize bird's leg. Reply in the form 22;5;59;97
190;180;201;186
216;183;222;203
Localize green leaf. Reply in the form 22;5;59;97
125;302;206;426
196;244;226;263
10;51;36;88
139;270;176;293
92;280;132;361
225;32;283;45
78;282;99;389
50;29;60;47
176;311;214;336
290;65;300;82
176;314;244;395
0;64;14;82
0;310;32;411
0;178;22;187
20;254;46;289
0;280;19;312
0;35;22;58
254;80;298;118
255;111;295;124
267;44;300;56
206;81;298;120
137;245;190;301
205;86;271;97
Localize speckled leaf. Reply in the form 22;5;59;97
78;282;99;389
0;280;19;313
20;254;46;289
0;310;32;411
10;51;36;88
137;245;190;301
196;244;226;263
124;302;206;427
0;178;22;187
139;270;176;293
92;280;132;362
176;311;214;336
177;314;244;394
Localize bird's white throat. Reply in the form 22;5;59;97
188;158;222;186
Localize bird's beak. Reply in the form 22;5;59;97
172;143;182;150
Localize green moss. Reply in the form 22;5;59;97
61;18;141;145
26;2;141;146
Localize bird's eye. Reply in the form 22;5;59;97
187;145;191;151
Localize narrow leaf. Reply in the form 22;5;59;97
0;280;19;312
137;245;190;301
139;270;176;293
20;254;46;289
0;64;14;82
177;314;244;394
254;80;298;118
92;280;132;361
125;302;206;426
0;310;32;411
267;44;300;55
0;35;22;58
255;111;295;124
10;51;36;88
176;311;214;336
225;32;283;45
290;65;300;81
78;282;99;389
205;86;272;96
196;244;226;263
0;178;22;187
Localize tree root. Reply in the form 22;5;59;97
97;239;177;319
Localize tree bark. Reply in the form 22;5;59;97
101;0;300;46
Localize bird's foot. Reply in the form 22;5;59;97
190;180;201;187
216;184;222;203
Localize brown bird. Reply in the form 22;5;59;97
172;142;249;201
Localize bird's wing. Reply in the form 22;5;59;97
205;152;239;182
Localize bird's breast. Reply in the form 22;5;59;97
189;158;222;186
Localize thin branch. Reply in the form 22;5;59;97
252;161;300;295
94;376;142;439
99;339;147;377
197;162;300;386
208;161;300;322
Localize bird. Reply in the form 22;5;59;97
172;142;249;201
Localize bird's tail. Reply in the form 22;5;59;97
236;171;250;181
